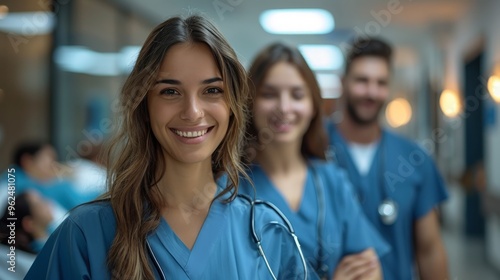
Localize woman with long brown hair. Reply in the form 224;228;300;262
26;16;310;279
238;43;390;280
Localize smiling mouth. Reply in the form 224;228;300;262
171;127;213;138
270;118;293;126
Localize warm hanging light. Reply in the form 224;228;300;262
440;89;461;118
385;98;412;127
487;75;500;103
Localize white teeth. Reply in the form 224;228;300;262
173;129;208;138
271;118;292;125
273;120;291;126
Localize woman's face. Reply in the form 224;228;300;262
253;62;314;146
148;42;230;165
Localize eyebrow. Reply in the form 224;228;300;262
155;77;223;85
261;84;305;91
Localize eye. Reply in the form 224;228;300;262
260;91;277;99
159;88;179;96
378;80;388;87
292;91;305;100
355;76;369;83
205;87;224;95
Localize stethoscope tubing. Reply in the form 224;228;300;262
145;194;310;280
328;129;398;225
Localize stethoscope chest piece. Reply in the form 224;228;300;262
378;199;398;225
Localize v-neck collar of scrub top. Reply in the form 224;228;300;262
248;164;317;225
330;127;385;180
146;188;230;278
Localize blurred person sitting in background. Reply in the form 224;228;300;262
0;191;53;279
0;142;99;226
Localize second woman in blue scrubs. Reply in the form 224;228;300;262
239;43;390;280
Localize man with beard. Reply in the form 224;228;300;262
326;37;449;280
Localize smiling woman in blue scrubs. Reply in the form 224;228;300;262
25;16;311;280
238;43;390;280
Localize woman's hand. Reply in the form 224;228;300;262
331;248;381;280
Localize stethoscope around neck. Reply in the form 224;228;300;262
145;194;310;280
310;163;329;279
246;196;309;280
326;130;398;226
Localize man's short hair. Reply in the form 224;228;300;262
345;37;393;74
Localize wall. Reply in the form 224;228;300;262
52;0;152;162
482;0;500;272
447;0;500;270
0;0;52;169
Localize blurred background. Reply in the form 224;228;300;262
0;0;499;279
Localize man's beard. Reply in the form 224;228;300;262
345;96;384;126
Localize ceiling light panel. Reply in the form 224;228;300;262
260;9;334;34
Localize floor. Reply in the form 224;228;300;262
443;228;499;280
441;184;500;280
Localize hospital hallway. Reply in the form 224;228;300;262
2;0;500;279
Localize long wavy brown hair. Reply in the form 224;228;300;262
246;42;327;161
102;15;249;279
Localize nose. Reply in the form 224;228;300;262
366;81;381;98
180;94;204;121
277;92;292;114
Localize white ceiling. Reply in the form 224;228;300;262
112;0;479;68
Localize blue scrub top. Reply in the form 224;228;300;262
25;195;316;279
238;160;391;278
327;122;449;280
